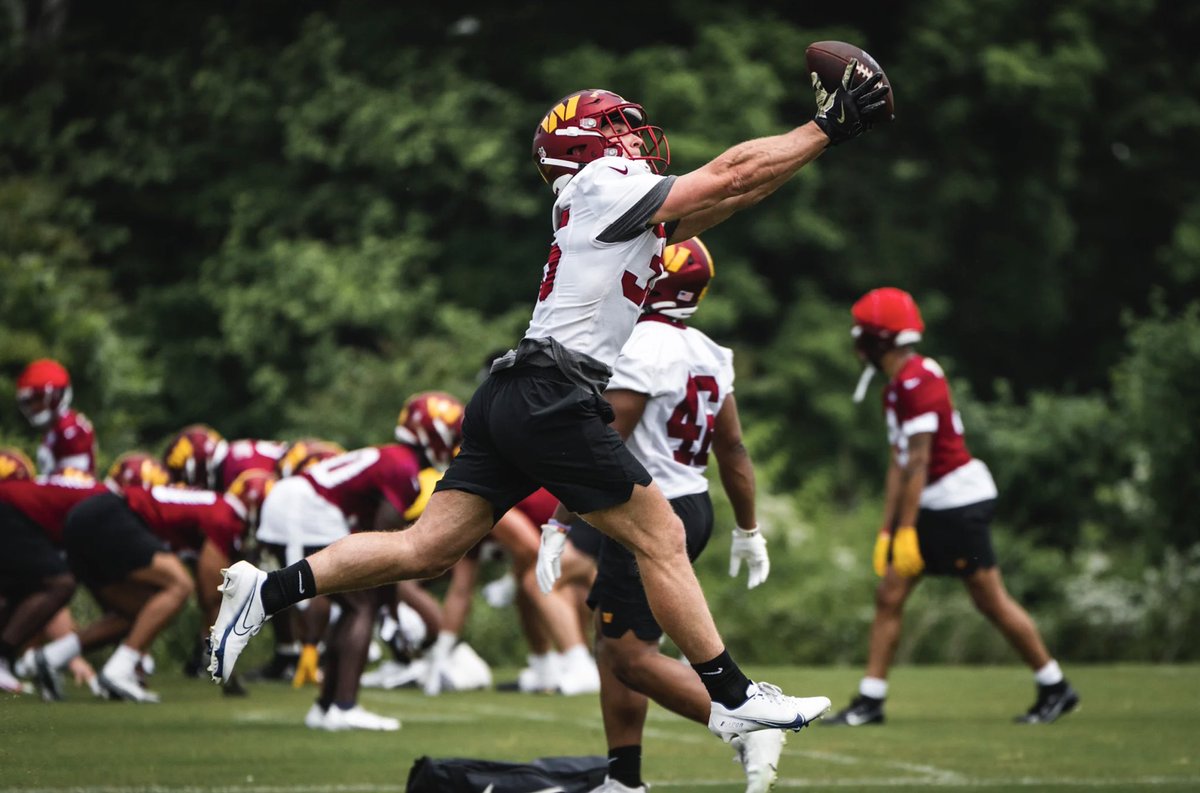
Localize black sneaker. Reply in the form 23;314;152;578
245;651;298;682
1015;681;1079;724
822;694;885;726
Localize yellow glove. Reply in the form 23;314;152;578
892;525;925;578
292;644;321;688
872;531;890;577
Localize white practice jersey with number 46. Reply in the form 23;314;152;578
608;317;735;500
524;156;673;369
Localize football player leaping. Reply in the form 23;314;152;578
824;288;1079;727
210;67;890;745
538;238;780;793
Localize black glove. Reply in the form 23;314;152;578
812;59;890;146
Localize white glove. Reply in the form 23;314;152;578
423;631;456;696
536;520;570;594
729;527;770;589
482;571;516;608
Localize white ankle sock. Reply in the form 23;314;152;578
1034;660;1063;686
42;633;82;671
104;644;142;677
860;676;888;700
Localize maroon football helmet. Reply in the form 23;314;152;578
226;468;277;530
645;237;715;320
162;424;229;489
532;89;669;193
275;438;346;478
105;451;170;493
16;359;73;429
395;391;464;472
0;446;36;481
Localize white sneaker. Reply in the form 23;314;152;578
321;704;400;731
304;702;327;729
517;653;558;693
732;728;786;793
708;682;830;739
0;658;25;694
98;666;161;703
30;649;64;701
208;561;271;683
362;658;428;689
587;777;646;793
557;651;600;696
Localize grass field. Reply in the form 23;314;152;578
2;664;1198;792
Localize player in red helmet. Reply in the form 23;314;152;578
16;359;96;476
254;442;437;730
545;238;781;791
104;452;170;494
30;482;253;702
825;288;1079;728
211;66;891;759
0;447;36;481
0;472;106;695
394;392;464;472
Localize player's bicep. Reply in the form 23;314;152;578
905;432;934;467
652;167;732;225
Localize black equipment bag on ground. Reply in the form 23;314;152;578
406;754;607;792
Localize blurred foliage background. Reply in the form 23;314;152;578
2;0;1198;664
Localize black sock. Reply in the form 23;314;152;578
692;648;753;709
260;560;316;616
607;745;642;788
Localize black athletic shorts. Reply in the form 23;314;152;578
566;518;602;560
0;503;69;593
63;493;168;589
915;498;998;576
587;492;714;642
436;364;652;520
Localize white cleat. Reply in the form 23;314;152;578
587;777;646;793
0;658;25;694
304;702;327;729
321;704;400;731
98;667;161;703
556;652;601;696
709;682;830;740
732;728;786;793
208;561;271;683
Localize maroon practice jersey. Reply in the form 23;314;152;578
301;445;421;531
37;409;96;475
883;354;973;483
220;439;287;490
124;486;246;558
514;488;558;527
0;476;107;545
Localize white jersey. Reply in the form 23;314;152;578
524;156;676;369
607;316;735;499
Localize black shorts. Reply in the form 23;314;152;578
63;493;167;589
587;492;713;642
566;518;602;560
436;365;652;520
0;503;69;593
915;499;998;576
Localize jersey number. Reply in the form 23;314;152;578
309;448;380;489
666;375;719;467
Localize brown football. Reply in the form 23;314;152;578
805;40;895;121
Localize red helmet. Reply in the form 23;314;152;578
395;391;464;472
850;287;925;346
645;237;715;319
16;359;73;428
162;424;229;488
105;451;170;493
532;89;669;193
226;468;277;530
275;438;346;478
0;447;36;481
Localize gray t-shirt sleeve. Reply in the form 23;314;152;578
596;175;678;243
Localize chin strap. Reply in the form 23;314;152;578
852;365;875;403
